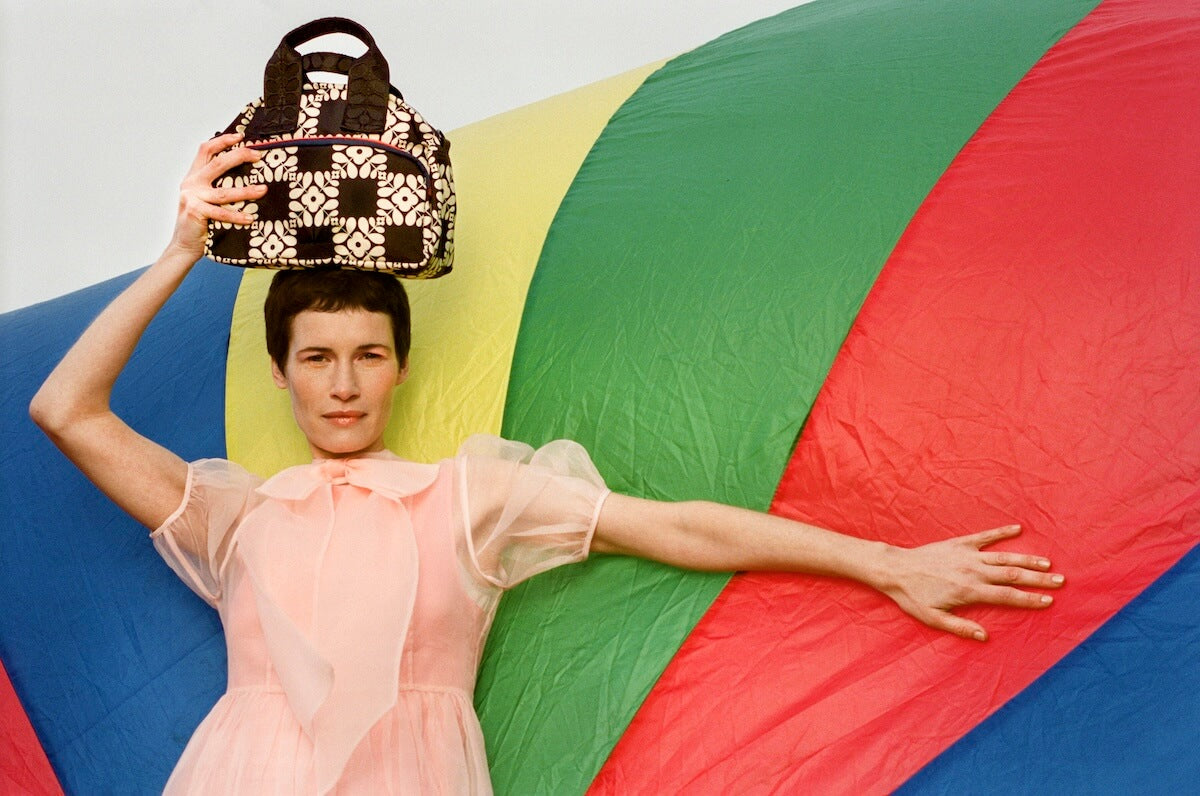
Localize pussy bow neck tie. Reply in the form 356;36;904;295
242;455;440;794
256;455;440;502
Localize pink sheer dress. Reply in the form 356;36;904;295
150;435;609;795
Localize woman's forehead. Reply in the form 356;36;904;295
289;308;394;348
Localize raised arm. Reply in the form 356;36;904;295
593;494;1064;641
28;134;265;530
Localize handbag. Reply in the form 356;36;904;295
205;17;455;277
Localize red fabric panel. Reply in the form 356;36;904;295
591;1;1200;792
0;660;61;795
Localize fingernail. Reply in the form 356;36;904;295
1051;574;1065;584
973;630;987;641
1041;595;1053;605
1039;558;1051;569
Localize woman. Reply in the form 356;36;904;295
30;134;1063;794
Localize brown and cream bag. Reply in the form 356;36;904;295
205;17;455;276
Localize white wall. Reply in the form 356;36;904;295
0;0;803;312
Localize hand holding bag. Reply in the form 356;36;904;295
205;17;455;277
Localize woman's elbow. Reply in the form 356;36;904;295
29;384;80;437
29;388;58;432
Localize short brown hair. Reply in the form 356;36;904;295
264;269;411;371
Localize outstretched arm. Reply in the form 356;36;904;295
592;493;1063;641
29;134;265;530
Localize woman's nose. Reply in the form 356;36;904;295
329;363;359;400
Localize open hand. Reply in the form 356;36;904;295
164;133;267;262
876;524;1064;641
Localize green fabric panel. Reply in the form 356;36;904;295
477;0;1100;792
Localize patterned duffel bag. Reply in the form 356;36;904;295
205;17;455;277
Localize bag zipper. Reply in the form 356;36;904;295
247;136;430;182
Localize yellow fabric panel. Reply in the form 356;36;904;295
225;61;665;476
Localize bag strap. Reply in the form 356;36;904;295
300;52;403;100
246;17;391;139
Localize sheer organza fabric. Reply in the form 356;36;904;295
150;435;609;795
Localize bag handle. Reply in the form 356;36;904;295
300;52;403;99
246;17;391;139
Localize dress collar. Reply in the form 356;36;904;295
255;451;440;502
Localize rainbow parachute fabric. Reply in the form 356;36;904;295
2;0;1198;792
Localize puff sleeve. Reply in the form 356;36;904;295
150;458;262;608
454;435;611;590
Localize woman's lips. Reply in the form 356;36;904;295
323;411;365;427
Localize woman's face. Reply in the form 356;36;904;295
271;308;408;459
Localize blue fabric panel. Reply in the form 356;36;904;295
900;543;1200;795
0;261;241;794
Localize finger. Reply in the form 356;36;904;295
192;132;244;171
197;144;263;184
180;193;254;227
964;524;1022;549
972;584;1055;609
925;610;989;642
983;564;1065;590
207;202;256;226
981;550;1052;571
202;182;268;206
185;143;261;190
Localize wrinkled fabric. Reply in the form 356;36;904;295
151;435;609;794
485;0;1107;790
591;0;1200;792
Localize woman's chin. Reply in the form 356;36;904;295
307;432;386;459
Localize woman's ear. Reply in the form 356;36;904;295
271;359;289;389
396;358;410;386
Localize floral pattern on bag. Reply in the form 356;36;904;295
290;171;340;224
250;220;298;260
334;217;387;261
378;173;424;226
205;80;454;276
